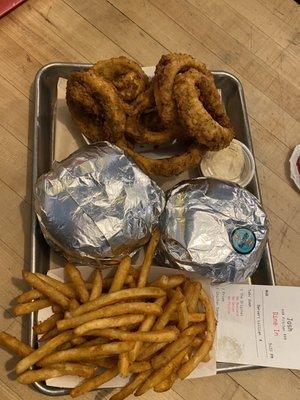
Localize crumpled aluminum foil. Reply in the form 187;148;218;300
159;177;268;282
35;142;165;264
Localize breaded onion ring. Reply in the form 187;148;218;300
174;69;234;150
117;139;206;177
66;71;126;143
91;56;149;113
125;86;177;145
154;53;211;127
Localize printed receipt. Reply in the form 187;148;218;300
211;285;299;369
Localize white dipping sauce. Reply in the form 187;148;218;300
201;140;245;183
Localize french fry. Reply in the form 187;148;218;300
187;282;201;312
154;371;177;392
150;275;168;289
110;371;152;400
12;299;52;316
183;280;194;310
102;275;134;290
22;271;70;310
129;297;166;362
78;337;109;347
71;337;86;346
65;263;89;303
152;288;183;330
57;302;162;331
192;337;203;348
170;312;206;323
52;304;63;314
151;335;194;369
57;342;73;351
119;352;130;377
70;367;119;398
33;313;63;335
128;361;151;373
182;323;207;337
137;228;160;288
16;289;44;304
70;287;166;317
178;287;216;379
38;342;135;366
0;332;33;357
128;279;136;288
86;328;179;343
36;273;77;299
135;347;190;395
2;228;216;399
109;257;131;293
18;363;96;383
16;331;74;375
86;357;117;369
69;299;80;311
74;314;145;336
89;269;102;300
38;327;59;342
178;299;189;330
151;274;185;289
136;342;168;361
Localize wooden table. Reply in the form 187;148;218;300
0;0;299;398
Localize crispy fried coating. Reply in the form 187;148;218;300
125;85;177;145
91;56;149;112
154;53;211;128
66;54;234;176
174;69;234;150
66;71;126;143
117;138;206;177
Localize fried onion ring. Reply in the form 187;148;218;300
117;139;206;177
91;56;149;112
174;69;234;150
66;71;126;143
125;86;177;145
154;53;211;128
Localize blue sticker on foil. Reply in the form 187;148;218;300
231;228;256;254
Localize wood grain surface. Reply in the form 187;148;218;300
0;0;299;398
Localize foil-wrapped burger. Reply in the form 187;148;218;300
35;142;165;264
160;178;268;282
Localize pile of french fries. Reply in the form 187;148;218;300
0;229;216;399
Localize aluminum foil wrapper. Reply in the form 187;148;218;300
35;142;165;264
160;178;268;282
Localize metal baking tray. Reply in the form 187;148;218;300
31;63;275;395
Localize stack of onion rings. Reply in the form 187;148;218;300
66;54;234;176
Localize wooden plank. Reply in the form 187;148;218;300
223;0;299;52
0;180;31;263
266;208;300;277
0;126;31;202
63;0;167;65
249;118;292;184
255;159;300;234
172;373;243;400
0;77;29;148
229;368;300;400
273;257;300;287
184;0;300;89
0;29;40;97
259;0;300;33
230;386;257;400
18;0;128;61
0;239;28;317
